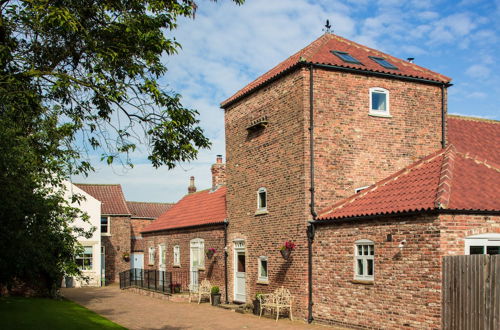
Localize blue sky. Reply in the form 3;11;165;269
73;0;500;203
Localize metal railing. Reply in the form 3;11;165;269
119;268;195;294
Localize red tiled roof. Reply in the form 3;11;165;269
317;145;500;221
221;33;451;107
142;187;226;233
448;115;500;165
74;184;130;215
127;201;174;219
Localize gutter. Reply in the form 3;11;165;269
223;219;229;304
441;84;446;149
141;221;226;235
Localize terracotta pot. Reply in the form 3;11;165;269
280;248;292;260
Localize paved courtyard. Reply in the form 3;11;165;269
62;286;347;330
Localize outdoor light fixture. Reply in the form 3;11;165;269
398;239;407;249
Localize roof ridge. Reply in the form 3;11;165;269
318;148;447;218
448;114;500;124
456;151;500;172
126;201;174;205
74;183;121;186
434;145;456;209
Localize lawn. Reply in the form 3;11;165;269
0;296;126;329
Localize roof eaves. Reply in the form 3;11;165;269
313;208;439;224
141;221;226;234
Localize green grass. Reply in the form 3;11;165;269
0;296;126;330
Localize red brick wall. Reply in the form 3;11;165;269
225;68;310;313
103;216;131;284
313;215;442;329
224;66;445;317
312;68;445;210
439;214;500;255
131;218;154;252
142;225;226;297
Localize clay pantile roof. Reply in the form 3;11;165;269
142;187;226;233
317;145;500;221
74;184;130;215
448;115;500;165
127;201;174;219
221;33;451;107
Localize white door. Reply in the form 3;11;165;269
234;240;246;302
130;253;144;281
190;239;204;290
158;244;166;272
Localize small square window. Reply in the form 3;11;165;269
258;256;268;282
331;51;363;65
369;87;390;117
76;246;93;271
369;56;398;70
355;240;374;281
100;216;110;235
256;187;268;214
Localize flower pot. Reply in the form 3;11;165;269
253;299;261;315
206;251;215;259
280;248;292;260
211;293;221;306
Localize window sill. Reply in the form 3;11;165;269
255;209;269;216
197;267;205;271
351;279;374;285
101;233;112;237
257;280;269;285
173;265;180;268
369;112;392;118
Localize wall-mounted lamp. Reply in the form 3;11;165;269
398;239;407;249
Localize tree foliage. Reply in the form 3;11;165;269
0;0;243;295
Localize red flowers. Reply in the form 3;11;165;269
280;241;296;251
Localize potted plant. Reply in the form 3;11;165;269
253;293;263;315
280;241;296;260
206;248;216;259
211;286;221;306
170;283;181;293
122;252;130;262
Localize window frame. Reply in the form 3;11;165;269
369;87;391;117
190;238;205;269
148;247;155;265
173;245;181;267
331;50;363;65
256;187;268;214
465;233;500;255
369;56;399;70
100;216;111;235
354;239;375;281
159;243;166;267
76;246;93;271
257;256;269;283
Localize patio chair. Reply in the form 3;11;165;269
189;279;212;304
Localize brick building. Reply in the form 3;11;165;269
219;31;499;328
75;184;171;284
141;156;228;298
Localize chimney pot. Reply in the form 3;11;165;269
188;176;196;194
216;155;223;164
407;57;415;63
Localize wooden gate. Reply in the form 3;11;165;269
442;255;500;329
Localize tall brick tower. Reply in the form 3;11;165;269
221;32;451;318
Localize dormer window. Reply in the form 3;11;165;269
331;51;362;64
369;56;398;70
369;87;390;117
256;187;268;215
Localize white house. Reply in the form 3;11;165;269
63;181;102;287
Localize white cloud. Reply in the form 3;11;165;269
465;64;491;79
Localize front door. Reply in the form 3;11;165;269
234;240;246;302
190;239;203;290
130;253;144;281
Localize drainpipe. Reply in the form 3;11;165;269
441;84;446;149
307;222;315;323
223;219;229;303
308;64;317;324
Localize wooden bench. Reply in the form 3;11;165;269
189;279;212;304
259;287;293;321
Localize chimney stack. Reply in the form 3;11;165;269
188;176;196;194
211;155;226;190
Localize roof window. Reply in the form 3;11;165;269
369;56;398;70
331;51;362;65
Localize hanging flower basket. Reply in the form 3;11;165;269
122;252;130;262
279;241;296;260
206;248;216;259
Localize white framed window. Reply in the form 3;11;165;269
465;233;500;255
258;256;268;282
256;187;267;213
76;246;93;271
100;216;110;235
190;238;205;269
355;239;374;281
159;244;166;267
148;247;155;265
173;245;180;266
369;87;390;117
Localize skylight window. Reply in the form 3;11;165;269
369;56;398;70
331;51;362;65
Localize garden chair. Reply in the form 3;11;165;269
259;286;293;321
189;279;212;304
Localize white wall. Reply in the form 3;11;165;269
63;181;102;287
